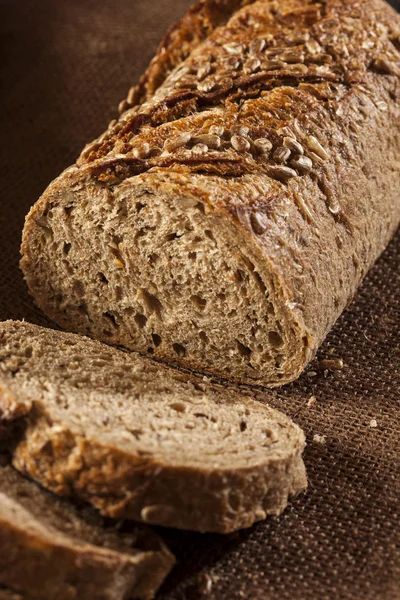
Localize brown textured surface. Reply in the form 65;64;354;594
18;0;400;388
0;0;399;599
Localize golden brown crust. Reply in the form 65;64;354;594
13;419;306;533
127;0;257;109
76;0;400;169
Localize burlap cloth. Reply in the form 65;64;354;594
0;1;399;598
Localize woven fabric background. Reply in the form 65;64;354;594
0;1;399;599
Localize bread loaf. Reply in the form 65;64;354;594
21;0;400;386
0;321;307;533
0;461;174;600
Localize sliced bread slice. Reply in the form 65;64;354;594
0;320;307;534
0;461;174;600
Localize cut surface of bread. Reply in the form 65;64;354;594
0;461;174;600
0;321;307;534
20;0;400;387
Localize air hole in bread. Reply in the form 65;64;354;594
103;312;119;329
194;413;209;420
192;382;205;392
136;202;144;212
235;269;246;283
188;251;197;260
135;229;146;242
199;331;208;343
173;343;186;357
241;256;255;272
141;289;163;316
254;272;267;294
134;313;147;328
236;340;251;358
147;347;154;354
165;232;182;242
98;272;108;284
240;420;247;432
195;202;205;213
152;333;162;347
205;230;217;244
110;247;125;267
170;402;186;413
149;253;159;265
191;295;206;310
63;242;71;255
64;206;73;217
268;331;283;348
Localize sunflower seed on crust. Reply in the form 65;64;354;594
192;134;221;149
306;135;329;160
254;138;273;153
243;57;261;74
164;133;192;153
250;212;269;235
197;62;212;80
290;156;313;173
131;142;151;159
209;125;225;137
283;137;304;154
191;143;209;155
230;125;250;136
197;79;218;93
273;147;291;163
267;165;298;181
223;42;244;55
249;38;267;54
231;135;251;152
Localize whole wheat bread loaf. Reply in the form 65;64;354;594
0;320;307;534
20;0;400;387
0;461;174;600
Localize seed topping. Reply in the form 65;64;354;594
231;135;251;152
267;165;298;181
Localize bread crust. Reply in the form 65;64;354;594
0;464;174;600
21;0;400;385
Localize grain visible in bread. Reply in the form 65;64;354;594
20;0;400;387
0;462;174;600
0;321;307;534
